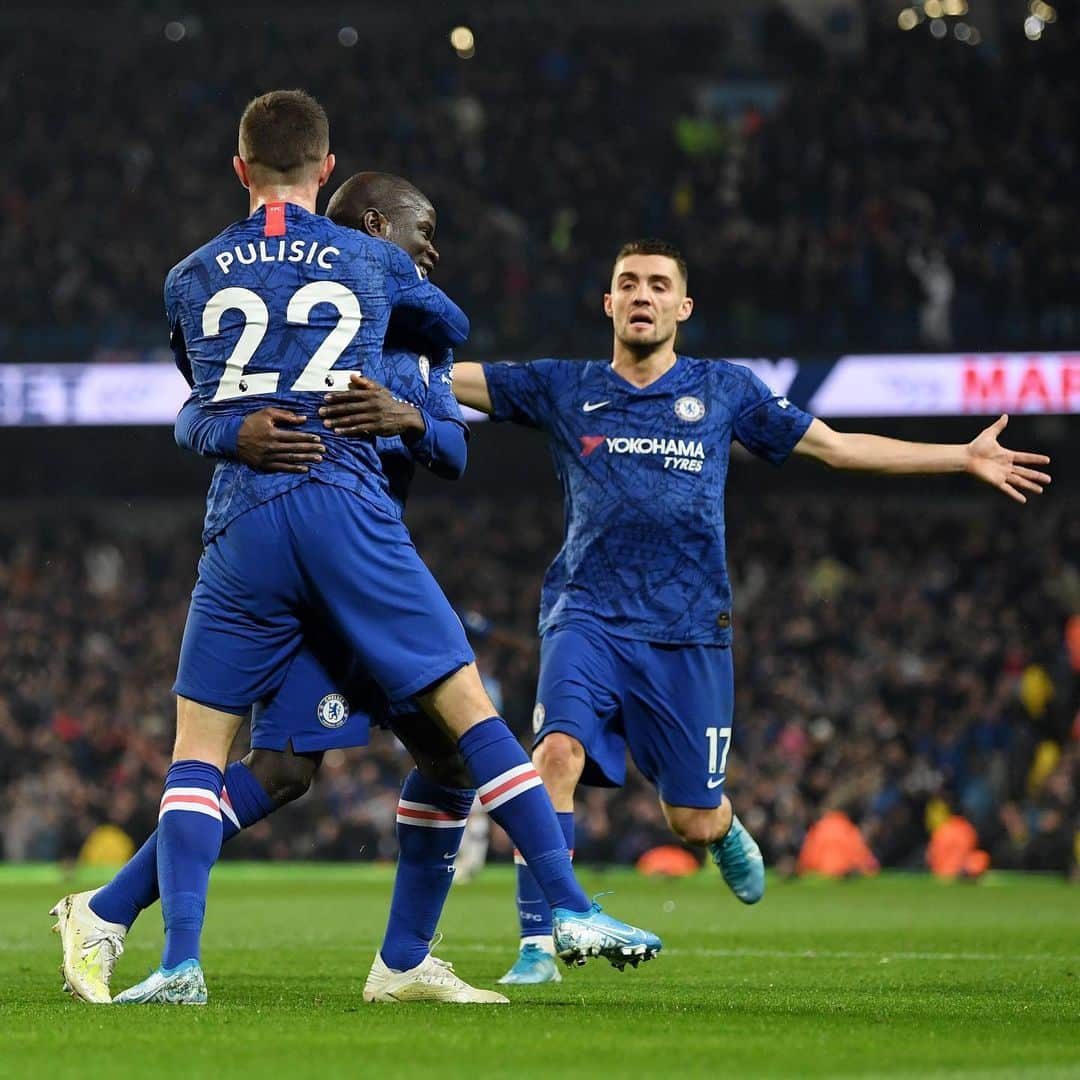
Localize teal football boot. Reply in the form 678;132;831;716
112;959;207;1005
497;943;563;985
552;902;662;970
709;813;765;904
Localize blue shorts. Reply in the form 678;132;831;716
174;480;474;716
533;619;735;809
250;627;420;754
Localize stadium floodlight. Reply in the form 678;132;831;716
450;25;476;59
1024;14;1044;40
897;8;919;30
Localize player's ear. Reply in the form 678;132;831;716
362;208;389;239
676;295;694;323
233;156;250;190
317;153;336;187
603;292;614;318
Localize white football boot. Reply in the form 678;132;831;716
50;890;126;1004
363;948;509;1004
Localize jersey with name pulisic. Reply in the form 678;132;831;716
484;356;814;645
165;202;468;541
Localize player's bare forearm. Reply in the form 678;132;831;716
451;362;493;414
794;416;1051;503
796;421;967;474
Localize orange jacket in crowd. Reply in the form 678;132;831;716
927;814;991;879
797;810;880;878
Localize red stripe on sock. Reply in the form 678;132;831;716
161;793;220;811
479;769;539;806
397;805;460;822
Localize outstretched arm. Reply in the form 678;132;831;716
451;362;493;414
793;415;1051;503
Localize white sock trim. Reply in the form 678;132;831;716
521;935;555;955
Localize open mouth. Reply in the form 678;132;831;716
629;312;654;328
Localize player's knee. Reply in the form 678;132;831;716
243;748;320;807
416;752;472;791
534;732;585;783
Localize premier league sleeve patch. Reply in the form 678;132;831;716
674;396;706;422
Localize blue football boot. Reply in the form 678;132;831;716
497;943;563;985
112;959;207;1005
709;813;765;904
552;902;662;971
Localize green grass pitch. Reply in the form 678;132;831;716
2;864;1077;1079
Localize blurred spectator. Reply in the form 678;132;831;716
1;492;1076;876
2;10;1080;359
908;248;955;348
926;814;990;880
797;810;879;878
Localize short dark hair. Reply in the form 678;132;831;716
613;238;688;285
238;90;329;181
326;172;429;231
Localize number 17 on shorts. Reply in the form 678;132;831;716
705;726;731;790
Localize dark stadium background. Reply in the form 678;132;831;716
0;0;1075;880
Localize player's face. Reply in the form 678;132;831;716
382;199;440;276
604;255;693;350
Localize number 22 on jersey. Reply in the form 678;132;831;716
202;281;363;401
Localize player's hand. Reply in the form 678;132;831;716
965;415;1051;504
319;375;426;440
236;408;325;474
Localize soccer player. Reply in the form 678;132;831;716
52;172;509;1004
432;238;1051;984
73;91;660;1005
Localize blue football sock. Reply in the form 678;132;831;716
90;760;275;929
459;718;588;914
515;811;574;941
89;833;159;930
379;770;475;972
157;759;224;969
219;760;275;842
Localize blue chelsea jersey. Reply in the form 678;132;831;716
484;355;814;645
165;203;468;540
376;341;466;508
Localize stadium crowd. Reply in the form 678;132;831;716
2;493;1076;877
2;9;1079;359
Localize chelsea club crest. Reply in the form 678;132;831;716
674;396;706;422
317;693;349;729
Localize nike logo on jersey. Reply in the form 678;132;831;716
582;400;611;412
706;777;725;789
